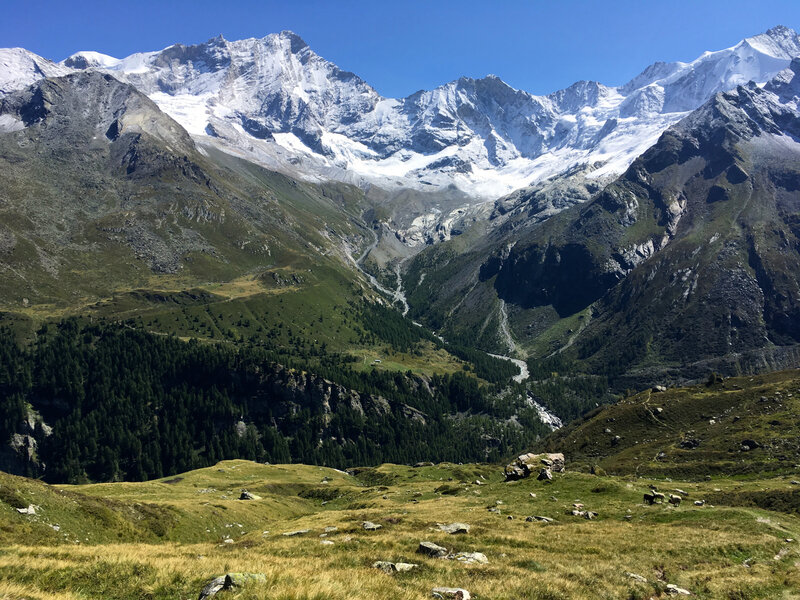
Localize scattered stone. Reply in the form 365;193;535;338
198;573;267;600
526;515;554;523
418;541;449;558
673;489;688;496
653;385;667;393
198;575;226;600
451;551;488;565
222;538;234;544
626;572;648;583
694;500;705;506
487;507;500;513
474;480;483;485
238;490;261;500
320;540;334;546
282;529;311;537
432;587;471;599
363;521;382;531
324;526;338;533
665;583;692;595
15;504;37;515
438;522;470;534
415;462;435;467
372;561;418;574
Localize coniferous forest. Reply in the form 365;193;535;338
0;319;547;484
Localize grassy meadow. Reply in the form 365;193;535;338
0;460;798;599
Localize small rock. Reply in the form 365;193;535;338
320;540;334;546
432;587;471;600
282;529;311;537
451;551;488;565
238;490;261;500
418;541;449;558
16;504;37;515
363;521;382;531
694;500;705;506
626;572;648;583
653;385;667;393
373;561;397;574
324;526;338;533
198;575;227;600
665;583;691;595
438;522;470;534
526;515;554;523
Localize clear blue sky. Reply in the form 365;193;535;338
3;0;800;98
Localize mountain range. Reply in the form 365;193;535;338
2;26;800;202
1;25;800;472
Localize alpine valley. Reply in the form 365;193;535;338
1;22;800;600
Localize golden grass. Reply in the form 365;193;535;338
1;460;800;599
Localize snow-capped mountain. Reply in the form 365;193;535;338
2;26;800;199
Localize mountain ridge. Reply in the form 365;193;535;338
3;26;800;199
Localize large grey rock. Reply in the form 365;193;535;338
418;541;448;558
198;576;226;600
504;453;565;481
450;551;488;565
438;522;470;534
373;561;419;573
197;573;267;600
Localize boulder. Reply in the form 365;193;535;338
282;529;311;537
198;576;226;600
504;452;565;481
432;587;471;600
418;541;449;558
537;468;553;481
238;490;261;500
666;583;691;595
372;560;419;573
438;522;470;534
450;552;488;565
525;515;554;523
198;573;267;600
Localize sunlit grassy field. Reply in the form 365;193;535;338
1;460;799;599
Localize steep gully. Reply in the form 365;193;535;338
348;230;562;430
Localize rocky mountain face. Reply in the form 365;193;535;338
0;70;369;306
406;59;800;386
3;27;800;201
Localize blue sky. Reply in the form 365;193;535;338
3;0;800;97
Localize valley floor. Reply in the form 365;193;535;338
0;460;798;599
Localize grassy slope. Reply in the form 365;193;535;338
542;369;800;480
0;459;799;599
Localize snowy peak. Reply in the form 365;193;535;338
62;51;121;70
2;26;800;199
0;48;72;97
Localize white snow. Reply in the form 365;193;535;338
3;26;800;201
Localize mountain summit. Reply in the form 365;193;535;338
3;26;798;198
